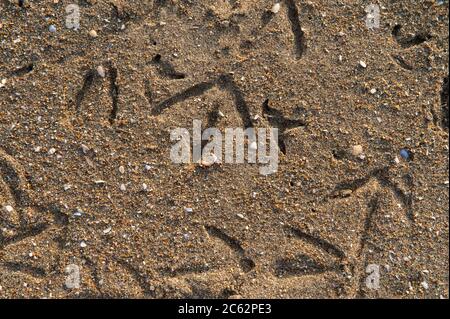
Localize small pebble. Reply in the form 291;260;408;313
237;213;245;219
184;207;193;213
103;227;112;234
400;149;412;160
359;60;367;68
369;88;377;94
119;184;126;191
48;148;56;155
271;3;281;14
119;166;125;174
142;183;148;191
0;79;7;88
351;145;363;156
80;241;87;248
218;110;225;118
49;25;57;33
73;209;83;217
3;205;14;213
421;281;429;290
96;65;106;78
81;144;89;154
89;30;98;38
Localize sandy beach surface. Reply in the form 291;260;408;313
0;0;448;298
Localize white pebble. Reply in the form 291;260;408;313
184;207;193;213
48;148;56;155
359;60;367;68
3;205;14;213
96;66;106;78
80;241;87;248
119;184;126;191
271;3;281;14
103;227;112;234
49;25;57;33
73;209;83;217
351;145;363;156
119;166;125;174
370;88;377;94
421;281;429;290
89;30;98;38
